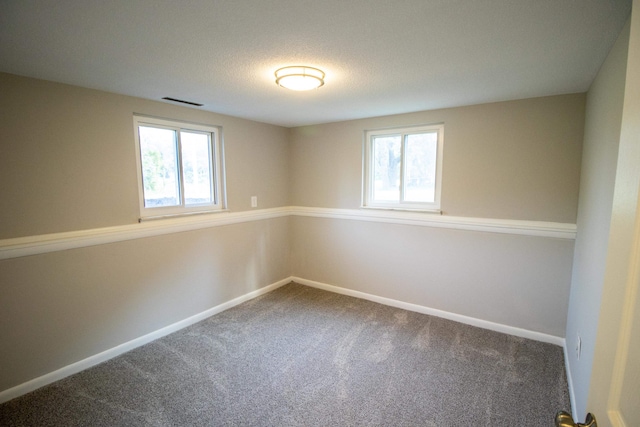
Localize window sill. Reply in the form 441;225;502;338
139;209;230;222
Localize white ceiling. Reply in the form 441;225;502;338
0;0;632;127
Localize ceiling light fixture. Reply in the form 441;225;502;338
275;66;325;91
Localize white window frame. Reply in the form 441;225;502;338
133;115;226;219
362;123;444;212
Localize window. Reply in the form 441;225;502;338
363;124;443;211
133;116;225;218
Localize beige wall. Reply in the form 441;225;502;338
290;94;585;223
0;73;290;240
288;95;584;339
291;216;574;337
0;73;292;394
0;217;290;392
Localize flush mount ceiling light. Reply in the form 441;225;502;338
275;66;325;91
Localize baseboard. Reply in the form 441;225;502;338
292;276;565;346
0;277;292;404
1;275;566;404
563;341;578;418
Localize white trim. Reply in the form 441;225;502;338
360;206;443;215
563;341;578;419
293;276;565;346
606;180;640;427
290;206;577;239
0;206;577;260
0;207;289;260
0;277;292;404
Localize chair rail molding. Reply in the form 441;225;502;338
0;206;576;260
291;206;577;239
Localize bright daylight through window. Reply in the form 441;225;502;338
133;116;225;218
364;124;443;211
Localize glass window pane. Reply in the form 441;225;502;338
403;132;437;202
372;135;401;202
180;131;213;205
139;126;180;208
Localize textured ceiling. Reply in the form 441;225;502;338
0;0;632;127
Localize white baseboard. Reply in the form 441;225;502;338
563;341;578;418
292;276;565;346
1;275;567;404
0;277;292;404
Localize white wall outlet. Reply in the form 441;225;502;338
251;196;257;208
576;334;581;360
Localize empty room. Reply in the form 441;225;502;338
1;1;639;426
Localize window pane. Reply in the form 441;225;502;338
403;132;437;202
139;126;180;207
372;135;401;202
180;131;213;205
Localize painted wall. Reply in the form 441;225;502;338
0;218;290;393
290;94;585;223
289;95;585;338
0;73;291;240
564;19;630;417
0;73;291;393
291;216;574;337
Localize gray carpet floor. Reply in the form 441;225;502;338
0;282;571;426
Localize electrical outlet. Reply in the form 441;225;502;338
251;196;257;208
576;335;581;360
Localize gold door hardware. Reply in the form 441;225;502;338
555;411;597;427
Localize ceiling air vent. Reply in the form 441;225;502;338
162;97;203;107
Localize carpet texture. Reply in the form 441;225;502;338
0;282;571;426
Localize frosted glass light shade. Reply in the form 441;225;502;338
275;66;325;91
